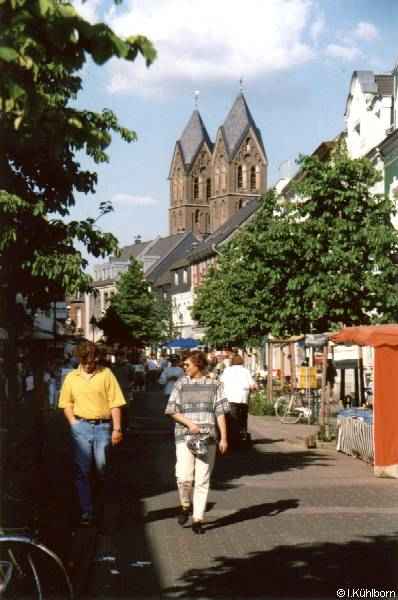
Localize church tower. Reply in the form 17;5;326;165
210;93;268;231
168;91;267;236
168;110;213;238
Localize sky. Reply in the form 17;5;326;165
68;0;398;271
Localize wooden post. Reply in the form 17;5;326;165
290;342;296;393
280;345;285;389
267;341;273;404
319;344;328;439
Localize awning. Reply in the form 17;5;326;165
164;338;201;349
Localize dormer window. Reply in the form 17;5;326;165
206;178;211;200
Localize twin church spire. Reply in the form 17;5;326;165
169;92;268;238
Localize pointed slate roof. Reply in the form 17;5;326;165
221;93;265;159
179;110;212;167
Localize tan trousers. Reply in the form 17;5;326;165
175;441;217;521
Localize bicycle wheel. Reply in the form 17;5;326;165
277;395;302;424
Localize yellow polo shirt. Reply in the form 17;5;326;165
58;366;126;419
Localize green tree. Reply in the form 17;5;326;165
98;259;169;347
0;0;156;409
193;149;398;342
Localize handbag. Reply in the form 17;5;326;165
185;432;211;457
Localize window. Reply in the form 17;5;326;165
193;177;199;200
206;178;211;200
237;165;242;189
246;137;251;153
250;166;256;190
215;168;220;193
183;269;188;284
174;272;179;285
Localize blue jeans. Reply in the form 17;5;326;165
70;420;112;515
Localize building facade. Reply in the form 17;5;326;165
168;93;267;238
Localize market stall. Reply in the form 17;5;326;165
331;324;398;478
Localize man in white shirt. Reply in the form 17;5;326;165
220;354;257;447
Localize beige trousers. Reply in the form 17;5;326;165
175;441;217;521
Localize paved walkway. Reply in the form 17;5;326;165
5;388;398;599
98;388;398;599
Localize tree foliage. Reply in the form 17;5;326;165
97;259;169;347
0;0;156;309
193;148;398;344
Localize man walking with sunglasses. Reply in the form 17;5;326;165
59;342;126;525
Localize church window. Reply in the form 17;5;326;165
195;209;200;224
193;177;199;200
246;137;251;153
250;166;256;190
206;178;211;200
237;165;243;189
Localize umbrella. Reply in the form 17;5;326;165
164;338;201;349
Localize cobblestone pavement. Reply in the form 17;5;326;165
7;387;398;599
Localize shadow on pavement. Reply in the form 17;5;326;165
204;499;300;531
164;533;398;599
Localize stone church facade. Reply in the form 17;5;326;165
168;93;268;237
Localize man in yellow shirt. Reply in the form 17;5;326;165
59;342;126;525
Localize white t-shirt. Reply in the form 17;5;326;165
220;365;255;404
146;359;159;370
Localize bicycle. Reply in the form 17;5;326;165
274;389;320;424
0;530;74;598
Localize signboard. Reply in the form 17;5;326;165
298;367;318;389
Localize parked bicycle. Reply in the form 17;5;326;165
0;530;74;598
274;389;320;424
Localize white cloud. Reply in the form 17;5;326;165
325;44;362;62
111;194;158;207
105;0;316;97
353;21;379;42
72;0;101;23
310;14;325;43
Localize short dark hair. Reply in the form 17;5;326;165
186;350;208;371
75;341;100;364
231;354;243;365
